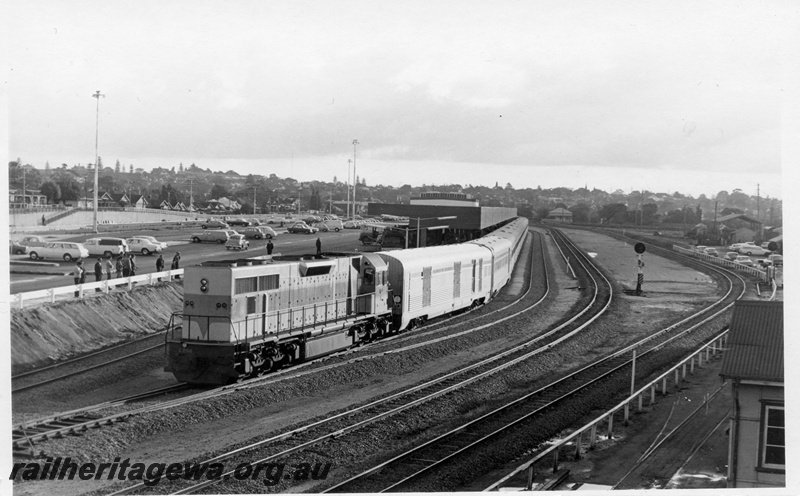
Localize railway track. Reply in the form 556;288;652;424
321;229;748;493
11;331;167;393
101;229;616;494
12;383;190;458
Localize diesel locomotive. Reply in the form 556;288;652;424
165;217;529;385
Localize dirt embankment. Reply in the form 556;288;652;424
10;284;183;372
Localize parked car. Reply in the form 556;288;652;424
126;237;164;255
18;235;49;248
766;254;783;266
695;245;707;253
227;218;251;227
727;243;743;252
28;242;89;261
191;230;233;244
243;226;277;239
82;238;130;257
287;221;317;234
758;259;774;268
225;234;250;251
724;251;739;261
248;219;262;226
10;240;28;255
738;245;771;257
344;220;360;229
319;219;343;232
704;248;719;257
734;256;754;267
201;219;230;229
129;236;168;250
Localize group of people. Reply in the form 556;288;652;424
73;251;182;296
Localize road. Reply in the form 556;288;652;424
10;227;363;294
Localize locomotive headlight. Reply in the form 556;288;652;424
182;342;188;348
393;295;401;304
216;303;221;308
200;278;209;293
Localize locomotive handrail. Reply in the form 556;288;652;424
12;269;185;310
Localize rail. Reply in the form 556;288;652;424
485;330;729;491
674;246;768;280
12;269;184;309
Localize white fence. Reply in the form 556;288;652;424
674;245;768;280
486;332;729;491
13;269;184;310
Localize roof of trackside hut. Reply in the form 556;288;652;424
720;300;783;383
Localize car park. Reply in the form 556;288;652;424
287;221;317;234
201;219;230;229
18;235;49;248
225;234;250;250
82;238;130;257
28;242;89;261
126;237;164;255
227;218;251;227
243;226;277;239
191;230;234;244
724;251;739;261
10;240;27;255
734;256;754;267
738;245;771;257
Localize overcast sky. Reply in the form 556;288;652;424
7;0;799;198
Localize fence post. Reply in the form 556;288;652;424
589;424;597;448
50;288;56;303
607;413;614;439
17;294;24;310
149;273;154;286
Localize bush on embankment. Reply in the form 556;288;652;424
10;283;183;373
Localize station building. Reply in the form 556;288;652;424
367;192;518;247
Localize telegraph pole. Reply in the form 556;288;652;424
253;186;257;215
92;90;105;233
352;139;359;218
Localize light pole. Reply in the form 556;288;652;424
91;90;105;233
346;159;352;218
405;216;457;249
352;139;359;218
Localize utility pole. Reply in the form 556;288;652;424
92;90;105;233
21;165;26;207
347;159;352;218
352;139;359;218
253;185;258;215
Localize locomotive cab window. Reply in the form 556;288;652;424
364;267;374;284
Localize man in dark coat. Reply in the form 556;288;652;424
266;240;274;255
172;252;181;279
115;255;123;278
316;237;322;255
121;254;131;277
94;258;103;292
156;254;165;281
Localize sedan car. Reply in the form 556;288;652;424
126;237;163;255
201;219;230;229
286;221;317;234
766;254;783;266
248;219;262;226
227;218;251;227
28;242;89;261
129;236;168;249
734;256;754;267
225;234;250;250
738;245;772;257
344;220;360;229
724;251;739;261
704;248;719;257
10;240;28;255
19;235;49;248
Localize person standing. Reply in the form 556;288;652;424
94;258;103;292
316;237;322;255
156;254;165;281
104;255;113;280
129;254;137;277
266;240;274;255
42;214;46;226
74;260;85;297
115;255;123;279
172;251;181;279
121;253;131;277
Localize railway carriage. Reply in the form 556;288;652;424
377;244;494;331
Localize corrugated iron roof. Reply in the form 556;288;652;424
720;300;783;382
